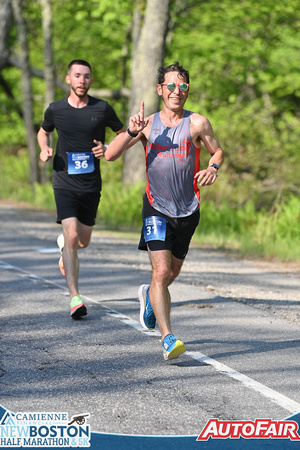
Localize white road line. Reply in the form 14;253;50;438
2;259;300;415
0;260;67;291
104;310;161;337
186;351;300;415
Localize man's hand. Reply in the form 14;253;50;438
92;140;106;159
128;101;149;134
40;147;53;162
194;168;218;186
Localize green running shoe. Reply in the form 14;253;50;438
70;295;87;319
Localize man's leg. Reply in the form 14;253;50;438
148;248;184;340
61;217;93;299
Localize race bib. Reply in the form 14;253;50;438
143;216;167;242
67;151;95;175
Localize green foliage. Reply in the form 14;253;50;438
0;152;55;208
99;158;144;229
275;196;300;241
1;0;300;262
0;67;26;149
1;153;299;261
196;196;300;261
46;0;133;90
169;0;300;207
32;182;56;210
99;181;144;229
0;152;30;198
3;0;300;193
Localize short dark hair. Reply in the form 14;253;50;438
68;59;91;73
157;61;189;84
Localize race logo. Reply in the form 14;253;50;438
197;419;300;441
0;411;91;447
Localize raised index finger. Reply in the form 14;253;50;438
140;101;144;120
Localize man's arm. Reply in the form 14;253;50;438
193;115;224;186
104;129;142;161
92;128;126;160
105;101;149;161
37;128;53;162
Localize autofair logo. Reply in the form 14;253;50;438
0;411;91;447
197;419;300;441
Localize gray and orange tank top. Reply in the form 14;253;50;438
144;110;201;218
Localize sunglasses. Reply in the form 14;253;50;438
161;82;189;92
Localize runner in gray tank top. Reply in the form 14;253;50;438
105;62;224;361
146;110;200;218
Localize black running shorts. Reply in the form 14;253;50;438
138;193;200;260
54;190;101;226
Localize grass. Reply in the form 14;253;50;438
1;153;299;262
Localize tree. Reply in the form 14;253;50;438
39;0;55;183
122;0;170;186
0;0;12;71
11;0;38;188
41;0;55;111
1;0;299;209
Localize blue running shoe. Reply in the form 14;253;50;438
162;334;186;361
138;284;156;330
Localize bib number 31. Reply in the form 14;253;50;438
143;216;166;242
67;151;95;175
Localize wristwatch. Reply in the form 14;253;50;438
127;127;138;138
208;163;219;171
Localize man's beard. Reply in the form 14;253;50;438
71;85;89;98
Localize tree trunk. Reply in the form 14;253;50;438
0;0;12;70
11;0;39;188
122;0;170;186
41;0;55;108
39;0;55;184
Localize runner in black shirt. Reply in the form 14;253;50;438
37;59;125;318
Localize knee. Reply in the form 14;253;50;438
64;231;91;250
65;230;80;249
153;265;171;285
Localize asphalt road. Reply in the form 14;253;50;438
0;201;300;443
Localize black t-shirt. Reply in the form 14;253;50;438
41;96;123;192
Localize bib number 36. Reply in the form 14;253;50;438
67;151;95;175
